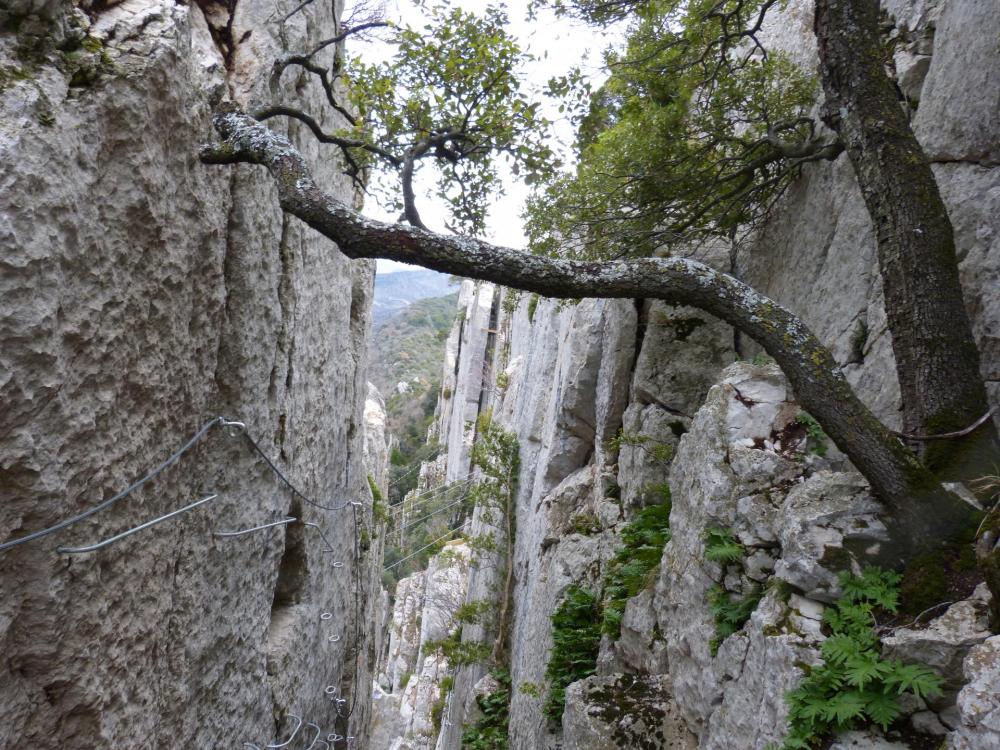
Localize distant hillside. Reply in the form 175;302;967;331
371;293;459;491
372;269;459;326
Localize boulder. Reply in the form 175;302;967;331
562;674;696;750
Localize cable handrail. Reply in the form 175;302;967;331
396;497;466;534
383;522;469;571
388;478;473;515
0;417;225;553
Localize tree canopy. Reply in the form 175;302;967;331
527;0;838;260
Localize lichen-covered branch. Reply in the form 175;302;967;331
201;107;976;555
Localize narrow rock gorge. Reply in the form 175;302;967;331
2;0;999;748
367;1;1000;749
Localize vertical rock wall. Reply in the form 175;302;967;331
0;0;382;747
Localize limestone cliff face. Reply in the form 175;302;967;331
0;0;383;747
373;1;1000;749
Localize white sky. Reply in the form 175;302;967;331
349;1;619;273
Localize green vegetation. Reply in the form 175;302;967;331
795;411;829;457
432;674;455;734
526;293;539;323
518;681;541;698
526;0;823;261
467;414;520;664
368;474;390;526
371;292;459;505
708;584;762;656
342;4;554;234
778;568;944;749
601;501;672;638
381;479;471;589
703;527;762;654
608;429;674;465
425;629;493;667
461;670;511;750
543;586;602;724
704;527;745;565
569;512;602;536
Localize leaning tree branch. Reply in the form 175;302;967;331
201;107;978;557
254;106;402;167
271;54;358;126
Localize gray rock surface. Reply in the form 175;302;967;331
0;0;381;746
882;597;993;691
562;674;696;750
949;635;1000;750
370;542;472;750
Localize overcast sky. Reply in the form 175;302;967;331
350;0;617;274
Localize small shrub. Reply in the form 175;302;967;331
569;512;602;536
368;475;390;525
425;629;492;667
608;429;674;464
455;600;493;625
518;681;541;698
543;586;602;724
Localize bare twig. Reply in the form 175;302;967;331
892;407;998;442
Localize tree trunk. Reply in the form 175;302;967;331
201;108;978;559
814;0;999;481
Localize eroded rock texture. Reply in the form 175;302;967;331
0;0;383;747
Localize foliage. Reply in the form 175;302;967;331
518;681;542;698
471;412;521;485
778;568;944;749
601;501;672;638
526;0;826;261
795;411;829;457
704;527;745;565
526;293;539;323
608;428;674;464
425;629;493;667
543;586;602;724
703;527;761;654
432;674;454;734
455;600;494;625
461;670;511;750
708;584;762;655
381;478;469;589
344;3;555;234
569;512;603;536
467;412;521;664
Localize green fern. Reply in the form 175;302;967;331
461;670;510;749
600;501;672;638
778;567;944;748
543;586;602;724
704;527;744;564
708;584;762;655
